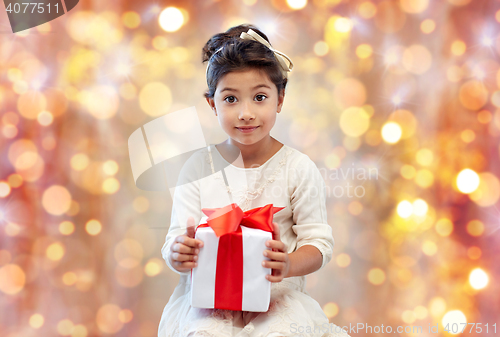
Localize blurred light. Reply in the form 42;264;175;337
57;319;74;336
420;19;435;34
103;161;119;175
71;153;90;171
391;94;402;106
456;169;480;193
442;310;467;335
62;272;77;286
72;325;88;337
334;17;353;33
435;218;453;237
381;122;402;143
412;199;428;216
367;268;385;285
42;185;72;215
416;149;433;166
400;0;429;13
402;310;416;324
59;221;75;235
8;174;23;188
132;196;150;213
414;305;428;319
118;309;134;323
403;44;432;74
287;0;307;10
459;80;488;110
0;264;25;294
466;220;484;237
451;40;466;55
400;165;416;179
103;178;120;194
397;200;413;218
0;182;11;198
336;253;351;267
5;222;21;237
314;41;329;56
422;241;437;256
96;304;124;334
481;36;493;47
145;258;163;277
358;2;377;18
86;219;102;236
467;246;482;260
429;297;446;317
356;44;373;59
122;11;141;29
339;107;370;137
348;201;363;215
469;268;488;289
447;65;463;82
46;243;65;261
37;111;54;126
460;129;475;143
470;172;500;207
415;169;434;188
323;302;339;318
159;7;184;32
29;314;44;329
139;82;172;117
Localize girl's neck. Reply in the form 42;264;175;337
216;136;283;168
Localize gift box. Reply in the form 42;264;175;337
191;203;284;312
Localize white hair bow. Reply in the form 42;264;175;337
206;29;294;79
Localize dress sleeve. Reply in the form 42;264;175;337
290;156;334;270
160;153;204;276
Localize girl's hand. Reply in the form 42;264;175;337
262;222;290;282
169;217;204;273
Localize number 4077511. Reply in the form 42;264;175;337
444;323;496;334
6;2;60;14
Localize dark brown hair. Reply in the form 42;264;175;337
202;24;288;99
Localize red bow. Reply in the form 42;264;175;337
198;203;285;237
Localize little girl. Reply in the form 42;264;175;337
158;24;350;337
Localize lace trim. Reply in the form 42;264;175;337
206;145;292;211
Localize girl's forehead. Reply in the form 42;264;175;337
216;69;274;90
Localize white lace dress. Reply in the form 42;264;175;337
158;144;350;337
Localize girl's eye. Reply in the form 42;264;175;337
224;96;237;103
223;95;267;103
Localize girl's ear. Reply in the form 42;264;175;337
206;97;217;115
277;90;285;113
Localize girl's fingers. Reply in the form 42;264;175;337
172;252;198;262
172;243;199;255
262;260;285;270
266;274;283;283
177;235;204;248
175;261;198;269
263;250;285;261
265;239;286;252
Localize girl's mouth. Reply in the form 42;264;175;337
236;126;259;133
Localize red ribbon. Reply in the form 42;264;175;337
195;203;284;311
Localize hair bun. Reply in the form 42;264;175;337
202;24;270;63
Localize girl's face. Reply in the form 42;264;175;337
206;68;284;146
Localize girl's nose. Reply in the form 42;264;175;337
238;102;255;120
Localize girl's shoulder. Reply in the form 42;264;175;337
282;144;319;170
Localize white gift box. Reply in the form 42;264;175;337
191;226;272;312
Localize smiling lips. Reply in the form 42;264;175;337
236;126;259;133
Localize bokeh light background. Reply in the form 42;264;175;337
1;0;500;336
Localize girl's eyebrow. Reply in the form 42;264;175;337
220;84;271;93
